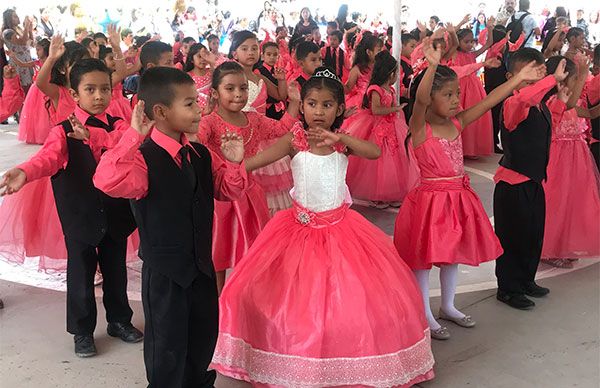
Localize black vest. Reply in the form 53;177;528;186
498;102;552;183
323;47;345;79
51;116;136;245
132;139;215;288
400;58;413;121
296;74;309;88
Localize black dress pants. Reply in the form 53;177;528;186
142;264;219;388
494;180;546;295
65;233;133;335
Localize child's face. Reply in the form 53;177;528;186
277;29;288;39
35;45;46;60
262;46;279;67
149;51;175;68
233;38;260;66
328;35;340;49
577;10;584;20
302;88;343;130
569;33;585;49
182;41;195;56
213;72;249;112
95;37;107;46
158;83;202;133
70;71;112;115
326;26;335;36
209;38;219;53
192;47;209;69
299;52;322;75
124;33;134;45
430;80;460;118
459;33;475;52
104;52;116;71
367;44;383;62
401;40;417;57
312;29;321;43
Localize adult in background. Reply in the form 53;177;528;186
293;7;318;37
576;9;590;43
39;7;54;38
510;0;540;48
589;11;600;46
336;4;353;32
496;0;516;26
541;6;568;40
473;12;487;41
2;9;33;94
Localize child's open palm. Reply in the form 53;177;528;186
0;168;27;196
2;65;17;79
552;59;569;82
66;114;90;141
518;61;547;83
49;35;65;60
307;127;340;147
287;81;301;102
131;101;155;137
422;38;441;66
107;24;121;48
220;132;244;163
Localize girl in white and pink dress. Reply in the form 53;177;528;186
211;68;434;387
184;43;227;115
230;30;293;214
344;50;419;207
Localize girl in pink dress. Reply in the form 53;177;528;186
541;56;600;268
211;68;434;387
230;30;294;214
195;61;300;293
344;51;419;207
447;26;495;157
15;39;50;144
345;34;383;109
185;43;227;115
394;39;540;340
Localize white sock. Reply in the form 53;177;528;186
440;264;466;319
413;269;441;330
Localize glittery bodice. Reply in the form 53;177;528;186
414;119;465;179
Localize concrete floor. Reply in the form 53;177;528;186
0;121;599;387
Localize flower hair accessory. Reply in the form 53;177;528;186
313;68;341;83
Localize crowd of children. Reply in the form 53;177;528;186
0;3;599;387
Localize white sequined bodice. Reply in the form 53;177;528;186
291;151;350;212
242;79;264;112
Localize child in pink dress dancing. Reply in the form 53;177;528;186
541;55;600;268
196;61;300;292
211;67;434;387
448;23;496;157
394;39;543;340
345;51;419;208
345;33;383;109
185;42;227;115
0;65;24;122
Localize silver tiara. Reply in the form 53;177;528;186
313;68;341;83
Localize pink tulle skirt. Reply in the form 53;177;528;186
17;84;53;144
252;139;293;215
212;179;271;272
106;88;132;123
459;75;493;157
345;111;420;202
542;138;600;258
394;176;502;269
212;202;435;387
0;178;139;271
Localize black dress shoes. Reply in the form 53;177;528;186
74;334;97;357
497;291;535;310
107;322;143;343
524;282;550;298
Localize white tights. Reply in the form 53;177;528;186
413;264;465;330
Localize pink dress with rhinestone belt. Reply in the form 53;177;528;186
394;118;503;269
211;123;434;387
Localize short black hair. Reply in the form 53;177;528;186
519;0;530;11
69;58;112;92
262;41;279;53
138;67;195;119
140;41;173;69
98;44;113;61
328;30;343;42
296;41;320;61
93;32;107;40
401;33;417;44
81;37;94;49
182;36;196;44
327;21;338;29
508;47;544;72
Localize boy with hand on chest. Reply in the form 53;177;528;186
93;67;248;388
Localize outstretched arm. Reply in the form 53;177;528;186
245;132;294;171
306;128;381;159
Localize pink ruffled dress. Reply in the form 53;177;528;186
189;70;212;111
243;75;294;214
344;85;420;202
345;66;372;109
542;98;600;258
211;124;435;387
450;51;493;157
197;111;296;271
394;118;503;269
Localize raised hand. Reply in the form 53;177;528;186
431;27;446;41
131;101;155;136
49;35;65;60
273;66;286;81
2;65;17;79
459;14;471;27
552;58;569;82
484;57;502;69
287;81;301;102
306;127;340;147
0;168;27;196
220;132;244;163
445;22;456;34
486;16;496;29
575;53;590;77
422;38;441;66
556;83;572;103
201;50;217;66
517;61;547;83
66;114;90;141
107;24;121;48
416;20;427;32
